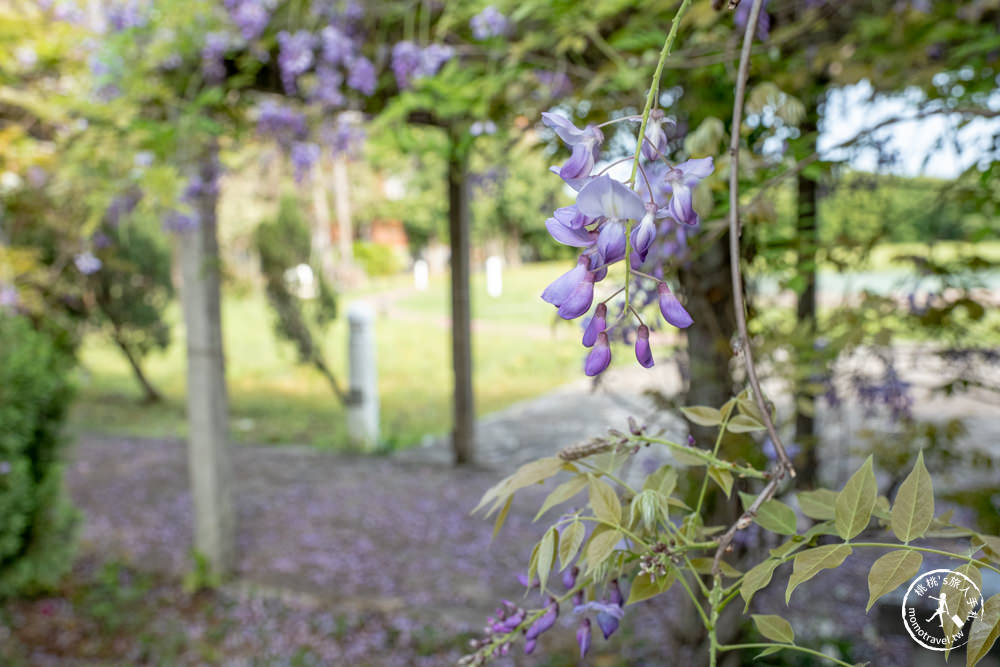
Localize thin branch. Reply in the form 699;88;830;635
727;0;794;474
714;0;793;576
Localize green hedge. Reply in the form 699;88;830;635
0;314;78;598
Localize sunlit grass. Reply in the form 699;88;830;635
70;264;583;449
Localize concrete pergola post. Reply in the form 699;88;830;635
177;147;235;577
346;301;379;450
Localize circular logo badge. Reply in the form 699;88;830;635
901;568;985;651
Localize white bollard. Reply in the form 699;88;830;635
346;302;379;450
486;255;503;298
414;259;429;291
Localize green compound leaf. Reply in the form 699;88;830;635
644;464;677;498
559;521;585;571
752;614;795;644
741;558;781;611
866;550;922;612
967;593;1000;667
890;450;934;543
534;475;588;521
835;456;877;541
475;456;568;515
680;405;722;426
589;476;622;524
797;489;838;521
786;544;853;604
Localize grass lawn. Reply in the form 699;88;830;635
69;262;586;450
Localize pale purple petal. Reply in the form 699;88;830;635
541;257;588;306
668;183;699;226
635;324;654;368
576;618;592;658
525;601;558;640
677;156;714;183
577;175;645;221
658;283;693;328
553;205;591;229
545;218;594;247
630;211;657;257
584;333;612;376
557;273;595;320
560;143;595;180
582;303;607;347
596;220;626;264
541;111;587;145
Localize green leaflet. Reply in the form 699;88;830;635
536;527;558;593
797;489;837;521
589;476;622;524
680;405;722;426
559;521;585;571
741;558;781;611
890;450;934;543
534;475;588;521
740;492;798;535
786;544;853;604
967;593;1000;667
627;569;676;605
751;614;795;644
834;456;877;540
865;550;922;611
707;466;734;498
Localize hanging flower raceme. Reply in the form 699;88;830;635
538;107;710;377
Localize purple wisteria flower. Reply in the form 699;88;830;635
735;0;771;41
576;174;645;222
470;6;508;40
106;0;148;31
321;115;366;157
660;157;714;226
582;303;607;347
277;30;316;94
574;580;625;639
312;65;345;107
346;56;376;96
74;251;102;275
635;324;654;368
290;142;320;183
202;32;228;84
0;285;19;310
657;283;693;329
257;101;308;148
524;598;558;653
391;41;421;89
226;0;272;41
320;25;353;65
541;112;604;186
585;332;612;376
576;617;592;658
163;210;199;233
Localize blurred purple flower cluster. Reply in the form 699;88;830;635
539;111;713;375
470;6;508;40
223;0;272;41
391;41;455;90
106;0;149;31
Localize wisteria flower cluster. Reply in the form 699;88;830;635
539;110;713;375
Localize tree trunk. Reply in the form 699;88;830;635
675;232;740;663
178;143;235;578
447;131;475;466
113;332;162;404
310;159;337;283
795;110;820;485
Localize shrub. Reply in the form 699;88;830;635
353;241;402;277
0;314;79;598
